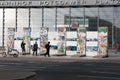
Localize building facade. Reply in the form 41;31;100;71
0;0;120;48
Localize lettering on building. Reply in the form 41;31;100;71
0;1;32;7
96;0;120;5
0;0;120;7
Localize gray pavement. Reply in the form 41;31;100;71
0;49;120;80
17;50;120;61
0;70;36;80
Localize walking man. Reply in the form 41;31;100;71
33;41;38;56
21;40;26;54
44;42;51;57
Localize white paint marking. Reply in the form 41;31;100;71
46;65;60;67
84;64;93;66
92;71;120;75
97;67;120;71
1;63;23;65
30;67;46;69
101;65;120;68
2;68;36;71
77;75;120;80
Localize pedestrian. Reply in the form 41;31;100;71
21;40;26;54
33;41;38;56
44;42;51;57
115;42;120;54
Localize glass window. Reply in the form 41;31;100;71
31;8;42;41
99;7;113;47
114;7;120;46
57;8;69;26
4;9;16;46
0;6;117;48
44;8;55;31
31;8;42;32
71;8;84;30
85;8;98;17
99;7;113;20
15;9;29;51
85;7;98;31
17;8;29;32
0;9;3;46
4;9;16;27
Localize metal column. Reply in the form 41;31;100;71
2;8;5;46
55;7;57;31
15;8;18;32
42;8;44;28
112;7;115;48
29;8;31;28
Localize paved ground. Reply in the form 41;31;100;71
0;49;120;80
0;70;36;80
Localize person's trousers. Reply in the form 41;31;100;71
33;51;37;56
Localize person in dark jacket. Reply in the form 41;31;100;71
21;40;26;54
44;42;51;57
33;41;38;56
